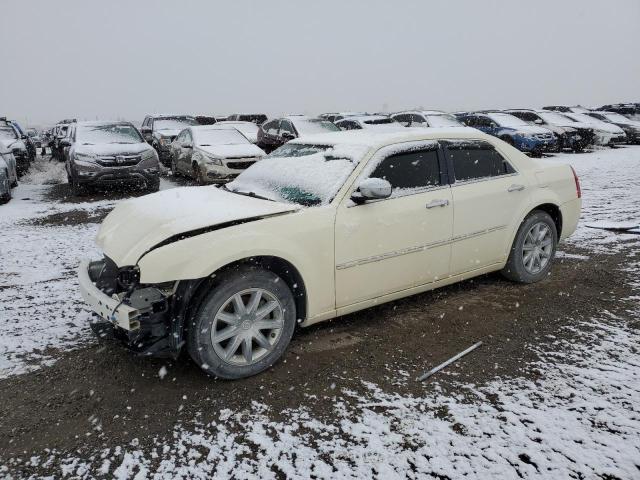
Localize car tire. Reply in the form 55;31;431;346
70;172;87;196
194;164;205;185
171;158;179;177
501;210;558;283
187;266;297;379
146;177;160;193
500;136;515;146
0;188;11;204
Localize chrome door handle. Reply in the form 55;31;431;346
426;199;449;209
508;184;525;192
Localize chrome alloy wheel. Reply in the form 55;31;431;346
522;222;553;274
211;288;284;366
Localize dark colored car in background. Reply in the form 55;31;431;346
456;112;557;155
597;103;640;121
140;115;199;166
542;105;591;114
226;114;267;125
0;118;30;175
10;121;37;164
505;109;592;152
64;121;160;195
195;115;217;125
585;111;640;144
257;116;340;153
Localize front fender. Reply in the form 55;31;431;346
137;207;337;320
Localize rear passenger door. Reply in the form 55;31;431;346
444;140;531;274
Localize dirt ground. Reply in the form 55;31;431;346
1;186;635;468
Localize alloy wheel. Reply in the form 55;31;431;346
522;222;553;274
210;288;284;366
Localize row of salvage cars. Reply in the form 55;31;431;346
0;116;39;203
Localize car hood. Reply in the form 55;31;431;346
97;186;298;266
198;143;265;158
75;142;152;156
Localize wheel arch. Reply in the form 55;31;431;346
176;255;308;352
528;203;563;237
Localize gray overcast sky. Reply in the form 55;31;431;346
1;0;639;126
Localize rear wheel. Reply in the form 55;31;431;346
187;266;296;379
500;136;515;146
501;210;557;283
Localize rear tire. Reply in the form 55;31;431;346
501;210;558;283
187;266;296;379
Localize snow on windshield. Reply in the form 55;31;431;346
292;119;340;135
194;128;250;145
155;118;198;130
487;113;529;127
602;112;631;124
76;124;142;145
426;114;462;127
227;144;369;206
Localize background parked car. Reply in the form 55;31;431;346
561;112;626;146
195;115;217;125
65;121;160;195
584;111;640;144
0;155;13;203
0;119;30;175
257;116;339;153
505;109;592;152
27;128;42;148
140;115;199;166
169;125;265;184
335;115;405;131
542;105;591;114
51;122;73;161
215;121;260;144
319;112;368;123
597;103;640;121
391;111;465;128
456;112;557;155
10;121;36;164
226;114;267;125
0;143;18;188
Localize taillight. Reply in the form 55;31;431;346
570;166;581;198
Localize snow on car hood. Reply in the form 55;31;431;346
97;186;298;266
198;143;264;158
75;142;153;156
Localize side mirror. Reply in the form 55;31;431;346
60;139;71;147
281;131;295;141
534;119;543;125
181;142;192;149
140;126;152;134
351;178;392;204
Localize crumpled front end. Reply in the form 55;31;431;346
79;257;179;357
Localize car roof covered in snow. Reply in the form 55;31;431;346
75;120;135;127
290;127;489;149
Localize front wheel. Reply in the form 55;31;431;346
501;211;558;283
187;267;296;379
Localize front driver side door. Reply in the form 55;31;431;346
334;142;454;309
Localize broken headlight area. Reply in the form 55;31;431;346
88;256;178;356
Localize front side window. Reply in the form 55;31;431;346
447;141;515;182
263;120;279;135
279;120;295;135
75;124;143;145
370;148;441;194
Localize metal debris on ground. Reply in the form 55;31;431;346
417;341;483;381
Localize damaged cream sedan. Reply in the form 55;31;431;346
79;128;581;379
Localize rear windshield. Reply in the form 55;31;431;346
154;117;198;131
425;114;462;127
363;118;395;125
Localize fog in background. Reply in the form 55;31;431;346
1;0;639;127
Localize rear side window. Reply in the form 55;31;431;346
447;141;515;182
371;148;441;193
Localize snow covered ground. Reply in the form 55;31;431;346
1;147;639;478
